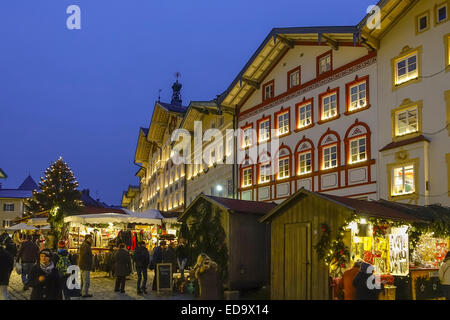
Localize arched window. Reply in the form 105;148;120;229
257;151;272;185
318;129;341;170
344;119;371;165
295;137;314;176
274;145;292;180
240;156;254;188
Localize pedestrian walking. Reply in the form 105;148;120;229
192;253;220;300
0;245;14;300
27;249;63;300
113;243;132;293
0;231;17;260
341;260;362;300
353;261;383;300
166;241;177;274
439;251;450;300
78;234;94;298
151;240;167;291
176;238;188;280
16;234;39;290
134;241;149;294
54;240;75;300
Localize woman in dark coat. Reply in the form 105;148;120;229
0;246;14;300
28;249;63;300
113;243;131;293
353;262;383;300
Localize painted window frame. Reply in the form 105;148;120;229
262;80;275;102
240;123;254;149
318;87;340;124
415;10;430;34
258;162;272;185
344;120;371;166
277;156;290;180
274;107;291;138
349;136;367;164
295;98;314;131
287;66;301;89
297;150;313;176
322;144;338;170
316;50;333;77
318;129;341;172
435;0;449;25
387;158;420;202
391;46;422;90
345;75;370;114
257;115;271;144
295;138;315;177
391;99;423;142
445;33;450;71
241;166;253;188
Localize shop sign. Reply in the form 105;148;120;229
157;263;173;292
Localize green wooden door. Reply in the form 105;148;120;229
284;222;311;299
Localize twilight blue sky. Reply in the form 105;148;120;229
0;0;374;205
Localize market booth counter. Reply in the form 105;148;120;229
259;188;450;300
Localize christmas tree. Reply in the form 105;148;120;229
28;157;82;246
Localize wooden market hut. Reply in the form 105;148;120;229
178;194;277;291
259;187;427;300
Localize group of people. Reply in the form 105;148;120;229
338;252;450;300
0;231;192;300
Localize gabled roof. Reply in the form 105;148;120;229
134;127;152;165
358;0;418;50
179;193;277;221
0;168;7;179
260;188;429;223
18;175;38;191
179;100;219;132
157;101;187;114
219;26;360;109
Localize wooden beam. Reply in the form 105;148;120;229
322;34;339;50
241;77;260;89
276;35;295;49
360;32;380;50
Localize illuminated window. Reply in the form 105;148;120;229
394;51;418;85
259;119;270;142
277;112;290;136
323;145;337;169
242;127;253;147
263;81;274;101
349;82;367;111
436;2;448;24
396;107;418;136
297;102;312;128
259;163;271;184
3;204;14;212
278;157;290;180
322;92;338;120
318;53;332;75
392;165;415;196
242;168;253;187
298;151;312;175
349;137;367;164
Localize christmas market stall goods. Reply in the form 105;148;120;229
259;188;450;300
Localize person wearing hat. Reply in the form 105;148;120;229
54;240;75;300
151;240;167;291
27;249;63;300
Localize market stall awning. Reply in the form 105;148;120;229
27;218;49;226
7;222;37;230
123;209;163;225
64;211;162;226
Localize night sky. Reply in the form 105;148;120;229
0;0;374;205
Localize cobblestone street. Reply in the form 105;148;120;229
7;271;195;300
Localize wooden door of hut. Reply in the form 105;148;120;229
284;222;311;299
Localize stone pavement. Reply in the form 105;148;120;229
7;270;195;300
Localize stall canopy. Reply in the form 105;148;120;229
64;210;163;226
7;222;37;230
